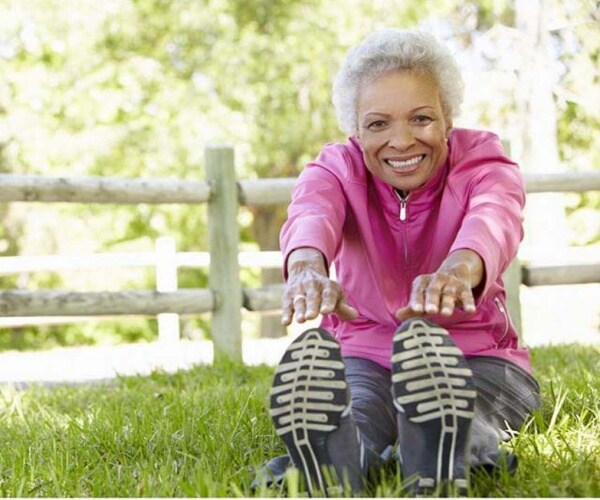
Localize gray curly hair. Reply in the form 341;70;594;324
332;28;464;136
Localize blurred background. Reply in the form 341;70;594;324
0;0;598;354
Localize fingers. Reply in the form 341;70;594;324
304;286;322;320
282;293;314;325
319;284;339;315
336;301;358;321
395;305;424;322
281;271;324;324
281;277;357;325
460;288;476;313
439;280;476;316
281;293;297;326
439;286;457;316
400;272;476;321
407;275;428;314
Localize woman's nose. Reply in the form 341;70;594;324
388;124;416;150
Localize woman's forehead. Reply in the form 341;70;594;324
357;70;443;112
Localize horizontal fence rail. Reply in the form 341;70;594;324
2;171;599;207
523;172;600;194
238;178;296;205
0;251;283;273
243;284;285;312
522;263;600;286
0;149;599;362
0;289;215;316
0;174;212;204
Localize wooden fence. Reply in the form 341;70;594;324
0;243;283;340
0;145;599;361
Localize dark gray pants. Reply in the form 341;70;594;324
346;355;541;469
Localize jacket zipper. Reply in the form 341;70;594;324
394;190;409;222
394;190;410;267
493;295;510;347
400;199;407;221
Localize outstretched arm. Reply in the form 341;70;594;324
281;247;358;326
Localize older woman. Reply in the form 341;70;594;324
266;28;540;496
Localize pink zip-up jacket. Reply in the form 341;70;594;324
280;128;532;373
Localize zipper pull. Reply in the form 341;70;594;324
394;189;409;221
494;296;505;312
399;199;407;221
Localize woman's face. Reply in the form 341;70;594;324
356;70;452;192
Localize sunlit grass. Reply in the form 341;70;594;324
0;345;598;497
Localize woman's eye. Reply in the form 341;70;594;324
368;120;386;129
413;115;433;124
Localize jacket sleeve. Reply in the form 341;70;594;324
279;146;349;279
448;133;525;300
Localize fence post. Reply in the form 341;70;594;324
205;145;242;362
500;138;523;340
156;236;180;342
503;259;523;339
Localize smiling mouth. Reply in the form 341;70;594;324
385;155;426;169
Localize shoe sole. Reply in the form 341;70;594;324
270;328;350;494
391;318;476;496
270;328;349;495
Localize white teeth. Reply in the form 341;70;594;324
387;155;424;168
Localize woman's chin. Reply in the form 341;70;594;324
387;173;426;192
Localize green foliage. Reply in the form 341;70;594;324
555;7;600;244
0;318;156;352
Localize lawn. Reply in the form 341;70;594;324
0;344;598;497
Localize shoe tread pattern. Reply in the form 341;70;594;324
392;319;476;423
269;328;348;495
391;319;476;496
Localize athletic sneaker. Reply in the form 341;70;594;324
391;318;477;496
269;328;364;496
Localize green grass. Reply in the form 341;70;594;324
0;344;598;497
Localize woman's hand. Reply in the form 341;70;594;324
281;247;358;326
395;249;484;321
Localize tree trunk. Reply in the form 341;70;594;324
514;0;569;259
251;205;288;338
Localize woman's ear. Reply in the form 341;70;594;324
445;120;453;139
355;131;363;147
